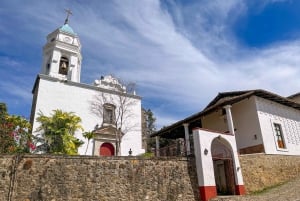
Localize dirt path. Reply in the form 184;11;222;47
211;177;300;201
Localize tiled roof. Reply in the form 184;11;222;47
151;89;300;138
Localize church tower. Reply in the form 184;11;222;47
41;10;82;82
31;11;144;157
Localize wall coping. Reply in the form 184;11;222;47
0;154;192;161
239;153;300;158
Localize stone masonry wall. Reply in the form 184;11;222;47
239;154;300;193
0;156;13;200
0;155;199;201
2;154;300;200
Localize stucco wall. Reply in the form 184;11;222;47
0;155;199;201
231;97;263;150
201;109;228;133
239;153;300;193
289;95;300;104
32;76;144;156
201;97;263;151
193;129;243;187
256;97;300;155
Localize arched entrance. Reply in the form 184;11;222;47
99;143;115;156
211;138;235;195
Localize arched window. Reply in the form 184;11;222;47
103;103;116;125
59;56;69;75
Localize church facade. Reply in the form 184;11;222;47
30;18;144;156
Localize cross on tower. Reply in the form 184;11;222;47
64;9;73;25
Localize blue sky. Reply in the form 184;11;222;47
1;0;300;128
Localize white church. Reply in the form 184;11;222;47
30;15;144;156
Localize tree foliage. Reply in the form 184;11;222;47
83;131;95;155
35;110;84;155
0;103;33;154
143;108;157;152
144;112;176;152
144;108;156;135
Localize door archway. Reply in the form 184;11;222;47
211;137;235;195
99;143;115;156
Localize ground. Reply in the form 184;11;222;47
211;177;300;201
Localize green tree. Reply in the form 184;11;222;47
0;103;33;153
143;108;157;152
35;110;84;155
145;109;156;135
83;131;95;154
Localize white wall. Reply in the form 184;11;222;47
256;97;300;155
231;97;263;149
193;129;243;187
201;96;263;150
201;110;228;133
32;76;144;156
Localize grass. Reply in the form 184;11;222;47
251;182;286;195
139;152;155;158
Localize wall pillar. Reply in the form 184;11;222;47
224;105;235;135
235;185;246;195
183;123;191;155
193;128;245;201
199;186;217;201
155;136;160;157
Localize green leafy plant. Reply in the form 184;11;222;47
83;131;95;154
35;109;84;155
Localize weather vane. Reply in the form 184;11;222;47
64;9;73;24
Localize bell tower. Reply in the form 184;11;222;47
41;9;82;82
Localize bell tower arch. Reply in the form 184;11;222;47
41;10;82;82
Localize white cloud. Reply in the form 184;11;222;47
1;0;299;126
76;1;300;126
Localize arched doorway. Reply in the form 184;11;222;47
211;137;235;195
99;143;115;156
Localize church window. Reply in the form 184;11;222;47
103;103;116;125
59;56;69;75
273;123;286;149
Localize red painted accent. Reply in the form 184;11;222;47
235;185;246;195
199;186;217;201
99;143;115;156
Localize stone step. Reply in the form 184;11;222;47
210;195;247;201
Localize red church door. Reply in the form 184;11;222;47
100;143;115;156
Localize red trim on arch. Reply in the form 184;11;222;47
199;186;217;201
235;185;246;195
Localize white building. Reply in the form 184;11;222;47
30;17;144;156
152;89;300;200
200;89;300;155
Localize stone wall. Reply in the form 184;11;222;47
0;156;13;200
2;153;300;200
0;155;199;201
239;154;300;193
